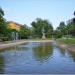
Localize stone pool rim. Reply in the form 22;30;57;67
0;40;54;50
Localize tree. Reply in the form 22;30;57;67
64;11;75;37
0;7;9;41
19;24;31;39
0;7;4;17
66;21;75;36
31;18;53;38
56;21;66;38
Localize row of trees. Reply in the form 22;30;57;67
19;25;31;39
54;12;75;38
15;18;53;39
0;7;75;41
31;18;53;38
0;7;31;41
31;12;75;39
0;7;54;41
0;7;10;41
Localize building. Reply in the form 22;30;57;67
7;21;23;40
7;21;22;31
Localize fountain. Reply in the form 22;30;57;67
42;27;46;39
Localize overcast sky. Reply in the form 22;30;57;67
0;0;75;29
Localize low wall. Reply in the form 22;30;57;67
0;40;53;50
57;42;75;52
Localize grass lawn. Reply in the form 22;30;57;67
57;38;75;44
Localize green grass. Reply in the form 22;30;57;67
57;38;75;44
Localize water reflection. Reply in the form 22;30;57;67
0;44;29;53
58;46;75;62
57;47;66;56
32;42;53;63
0;42;75;74
67;50;75;62
0;56;4;74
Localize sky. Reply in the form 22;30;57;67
0;0;75;29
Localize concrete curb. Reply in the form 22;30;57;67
0;40;53;50
57;42;75;52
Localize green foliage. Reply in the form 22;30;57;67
31;18;53;38
0;7;4;17
54;21;66;38
55;11;75;38
53;30;62;38
0;7;10;41
19;25;31;39
67;21;75;36
1;7;75;41
57;38;75;44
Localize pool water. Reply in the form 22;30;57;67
0;42;75;74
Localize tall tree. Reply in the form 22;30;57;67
19;24;31;39
31;18;53;38
0;7;8;37
0;7;4;17
67;21;75;36
56;21;66;37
